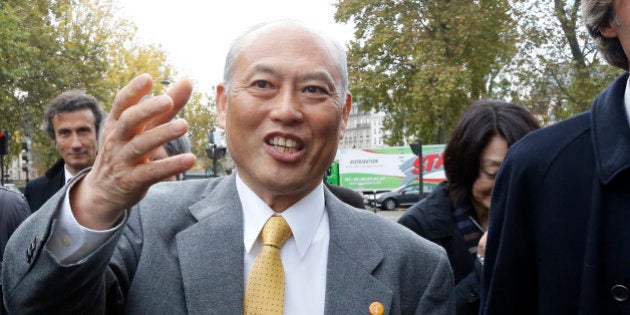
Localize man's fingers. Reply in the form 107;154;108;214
110;74;154;120
148;79;194;129
132;153;196;185
116;95;174;141
123;118;189;162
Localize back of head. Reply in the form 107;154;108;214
582;0;628;70
444;100;540;208
164;133;192;157
43;90;104;140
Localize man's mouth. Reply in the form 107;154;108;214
267;136;303;153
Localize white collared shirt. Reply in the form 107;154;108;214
623;77;630;127
63;165;73;184
238;175;329;315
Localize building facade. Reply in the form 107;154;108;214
338;101;387;149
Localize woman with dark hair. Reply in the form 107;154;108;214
398;99;540;314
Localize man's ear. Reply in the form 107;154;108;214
216;84;228;129
338;93;352;140
600;17;620;39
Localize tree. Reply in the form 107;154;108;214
178;89;217;173
507;0;619;124
335;0;517;144
0;0;211;177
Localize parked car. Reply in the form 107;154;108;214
370;183;420;210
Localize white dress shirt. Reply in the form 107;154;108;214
63;165;73;184
49;173;330;314
238;176;328;315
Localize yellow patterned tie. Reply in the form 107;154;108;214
244;216;293;315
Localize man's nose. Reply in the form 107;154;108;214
269;89;304;123
70;133;83;148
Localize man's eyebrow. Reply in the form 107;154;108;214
251;64;279;76
299;71;336;86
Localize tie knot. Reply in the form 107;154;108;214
261;216;292;248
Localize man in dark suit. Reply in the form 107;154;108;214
0;185;30;314
24;91;103;211
324;181;366;209
3;20;453;314
481;1;630;313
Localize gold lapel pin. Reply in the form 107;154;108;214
369;301;384;315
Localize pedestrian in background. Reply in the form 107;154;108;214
481;0;630;313
149;124;192;181
399;99;540;314
0;185;30;315
24;91;103;211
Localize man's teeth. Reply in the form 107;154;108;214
270;137;300;153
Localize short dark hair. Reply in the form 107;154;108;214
582;0;627;70
444;100;540;208
43;90;104;140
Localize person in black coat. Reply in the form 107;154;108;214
399;100;539;314
481;1;630;313
24;91;104;212
324;181;365;209
0;185;30;314
23;159;64;212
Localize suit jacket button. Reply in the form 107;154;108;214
611;284;629;302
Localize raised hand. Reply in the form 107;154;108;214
69;74;197;230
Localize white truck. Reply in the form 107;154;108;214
326;145;446;209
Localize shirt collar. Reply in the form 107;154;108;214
63;165;74;184
624;76;630;127
237;174;325;259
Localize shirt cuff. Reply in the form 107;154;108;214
47;187;127;264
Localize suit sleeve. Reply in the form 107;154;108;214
415;250;455;314
1;185;137;314
480;149;537;314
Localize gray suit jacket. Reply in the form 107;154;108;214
3;174;453;314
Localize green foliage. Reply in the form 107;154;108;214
335;0;518;144
507;0;620;124
336;0;622;145
0;0;215;177
178;89;217;172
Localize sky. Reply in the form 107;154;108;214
117;0;355;95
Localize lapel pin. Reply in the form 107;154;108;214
369;301;384;315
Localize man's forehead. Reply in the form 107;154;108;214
237;27;339;72
53;109;95;125
239;22;330;54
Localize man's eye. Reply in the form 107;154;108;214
304;86;326;94
254;81;271;89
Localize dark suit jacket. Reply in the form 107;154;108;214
3;173;455;314
0;186;30;315
324;181;366;209
481;73;630;314
24;159;65;212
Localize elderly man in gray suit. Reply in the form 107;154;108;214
2;20;454;314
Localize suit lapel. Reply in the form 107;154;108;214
324;192;393;315
176;175;245;315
